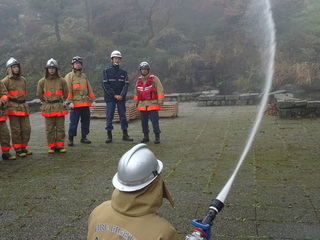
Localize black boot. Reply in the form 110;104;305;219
154;133;160;144
141;133;149;143
105;131;112;143
68;136;74;146
122;130;133;141
81;135;91;144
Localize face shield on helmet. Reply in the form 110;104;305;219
71;56;83;64
139;61;150;70
6;57;20;68
45;58;58;69
112;143;163;192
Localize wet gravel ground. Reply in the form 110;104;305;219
1;102;319;240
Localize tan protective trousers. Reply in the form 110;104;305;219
0;121;11;154
8;115;31;152
45;116;65;147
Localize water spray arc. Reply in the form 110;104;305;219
185;0;276;239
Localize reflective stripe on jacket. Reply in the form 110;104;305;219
1;68;30;116
37;75;69;118
134;73;164;111
65;70;95;107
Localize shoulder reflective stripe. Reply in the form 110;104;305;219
44;91;52;96
8;90;19;96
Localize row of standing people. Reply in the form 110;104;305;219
0;50;165;159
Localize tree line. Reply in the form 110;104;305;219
0;0;319;100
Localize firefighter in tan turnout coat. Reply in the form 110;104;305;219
1;57;32;157
0;81;16;160
37;58;69;153
64;56;95;146
87;144;180;240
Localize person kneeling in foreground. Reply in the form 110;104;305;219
87;143;180;240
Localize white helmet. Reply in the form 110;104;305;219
6;57;20;68
110;50;122;59
112;143;163;192
71;56;83;64
45;58;58;68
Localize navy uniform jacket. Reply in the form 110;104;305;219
102;64;129;102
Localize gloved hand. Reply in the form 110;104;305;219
68;102;74;109
92;102;96;107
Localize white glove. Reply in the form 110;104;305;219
68;103;74;109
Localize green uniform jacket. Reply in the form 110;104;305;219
1;68;30;116
87;175;180;240
37;74;69;117
64;70;95;108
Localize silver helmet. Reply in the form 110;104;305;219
112;143;163;192
6;57;20;68
110;50;122;59
139;61;150;70
45;58;58;68
71;56;83;64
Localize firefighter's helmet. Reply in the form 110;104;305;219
71;56;83;64
6;57;20;68
45;58;58;68
139;61;150;70
112;143;163;192
110;50;122;59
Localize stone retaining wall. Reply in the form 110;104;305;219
271;92;320;118
196;93;260;107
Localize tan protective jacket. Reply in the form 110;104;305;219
87;175;180;240
64;70;95;108
37;74;69;117
133;73;164;111
1;68;30;116
0;81;9;121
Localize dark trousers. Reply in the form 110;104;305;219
105;101;128;131
68;107;90;137
140;110;161;134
